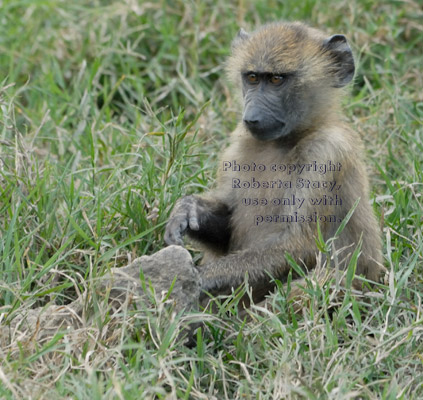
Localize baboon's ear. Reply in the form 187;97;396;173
323;34;355;88
232;28;250;50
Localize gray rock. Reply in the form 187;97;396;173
101;245;201;313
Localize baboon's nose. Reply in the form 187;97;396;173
243;107;262;128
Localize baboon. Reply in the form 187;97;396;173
164;21;387;301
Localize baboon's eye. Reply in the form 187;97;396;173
270;75;284;85
246;73;259;84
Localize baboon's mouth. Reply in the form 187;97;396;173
246;122;287;141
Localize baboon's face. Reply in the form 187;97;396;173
229;23;355;142
241;70;306;141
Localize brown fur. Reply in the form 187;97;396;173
165;21;387;302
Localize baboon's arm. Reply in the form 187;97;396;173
199;242;316;294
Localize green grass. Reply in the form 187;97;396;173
1;0;422;398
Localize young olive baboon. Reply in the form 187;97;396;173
164;22;387;301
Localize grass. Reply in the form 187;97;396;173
0;0;422;398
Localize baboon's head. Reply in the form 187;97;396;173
227;22;355;141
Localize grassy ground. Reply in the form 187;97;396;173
1;0;422;398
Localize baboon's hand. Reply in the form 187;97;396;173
164;195;201;246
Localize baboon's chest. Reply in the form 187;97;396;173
220;143;301;249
